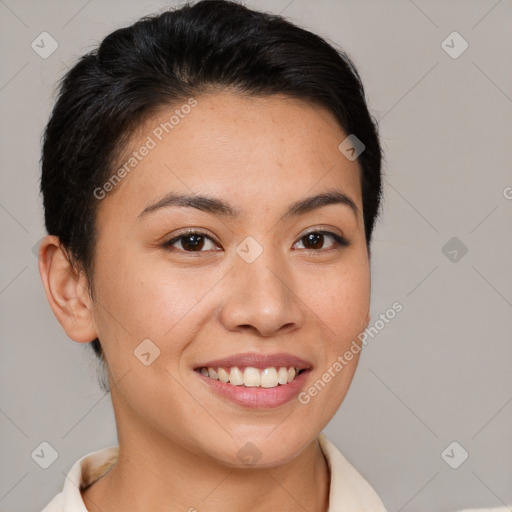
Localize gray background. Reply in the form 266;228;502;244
1;0;511;511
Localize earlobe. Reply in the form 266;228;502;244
38;235;98;343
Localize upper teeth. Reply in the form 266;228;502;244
199;366;301;388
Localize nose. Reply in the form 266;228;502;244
217;247;304;338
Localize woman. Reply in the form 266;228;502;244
38;0;386;510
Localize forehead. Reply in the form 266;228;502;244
98;92;363;224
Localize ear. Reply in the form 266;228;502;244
38;235;98;343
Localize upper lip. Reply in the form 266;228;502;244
194;352;313;371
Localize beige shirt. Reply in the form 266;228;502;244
41;433;387;511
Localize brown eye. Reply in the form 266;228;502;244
295;231;349;251
178;234;206;251
303;232;324;250
162;231;218;253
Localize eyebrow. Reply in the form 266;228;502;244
137;188;359;221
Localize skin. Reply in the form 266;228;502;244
39;91;371;512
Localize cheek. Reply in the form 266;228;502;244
296;263;369;422
93;245;201;336
302;259;370;338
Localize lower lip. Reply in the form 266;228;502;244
194;369;311;409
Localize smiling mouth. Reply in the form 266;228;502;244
194;366;308;388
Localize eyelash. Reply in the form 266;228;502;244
161;229;350;254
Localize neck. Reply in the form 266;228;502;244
82;426;330;512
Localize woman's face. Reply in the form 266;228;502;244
89;92;370;466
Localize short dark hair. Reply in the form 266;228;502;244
40;0;383;369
